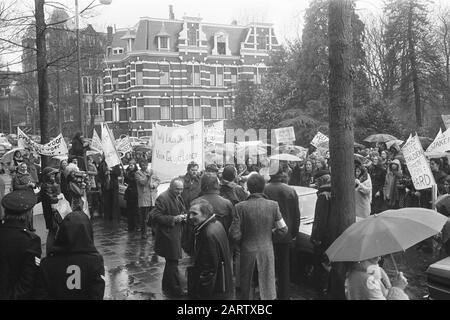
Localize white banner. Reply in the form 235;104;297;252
152;120;204;181
18;127;68;156
426;127;450;153
311;131;329;148
101;123;121;168
91;129;103;153
116;136;133;157
274;126;296;144
402;134;436;190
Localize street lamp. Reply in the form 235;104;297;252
75;0;112;136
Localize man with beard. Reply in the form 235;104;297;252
180;161;201;207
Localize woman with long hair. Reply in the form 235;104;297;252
355;162;372;218
300;159;314;187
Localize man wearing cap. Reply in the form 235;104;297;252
0;190;42;299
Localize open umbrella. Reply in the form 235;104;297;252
273;145;308;158
386;139;404;150
269;153;302;162
325;208;447;271
364;134;398;143
354;142;366;149
133;145;152;153
0;147;24;164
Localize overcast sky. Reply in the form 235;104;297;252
0;0;392;71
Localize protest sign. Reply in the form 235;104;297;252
116;136;133;157
101;123;121;168
205;121;225;144
402;134;436;190
91;129;103;153
274;126;296;144
18;127;68;156
152;120;204;181
426;127;450;153
442;115;450;129
311;131;329;148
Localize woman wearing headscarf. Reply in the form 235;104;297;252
355;162;372;218
34;211;105;299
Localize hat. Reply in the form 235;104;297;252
42;166;58;176
1;190;37;214
222;165;237;182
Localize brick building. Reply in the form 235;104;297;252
103;6;280;137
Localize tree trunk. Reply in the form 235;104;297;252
35;0;49;167
407;0;422;127
328;0;355;300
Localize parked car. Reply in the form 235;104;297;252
426;256;450;300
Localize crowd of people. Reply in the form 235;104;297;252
1;132;449;300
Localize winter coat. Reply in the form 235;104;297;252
264;176;301;243
0;219;42;299
196;191;235;233
40;179;61;231
152;189;187;260
288;165;302;186
124;168;138;204
219;181;248;205
191;215;233;300
345;263;409;300
383;159;403;207
355;174;372;218
310;184;333;251
229;193;287;300
12;171;34;192
135;169;160;208
180;174;201;207
368;164;386;199
35;211;105;300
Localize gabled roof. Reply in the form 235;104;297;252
110;17;276;56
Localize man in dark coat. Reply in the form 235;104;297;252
264;168;301;300
35;211;105;299
12;162;37;231
188;198;233;300
152;177;187;297
0;190;42;299
197;173;234;233
219;165;248;205
40;167;62;253
97;158;121;222
310;171;332;298
180;161;201;207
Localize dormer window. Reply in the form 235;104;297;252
113;47;124;55
156;23;170;51
213;32;230;56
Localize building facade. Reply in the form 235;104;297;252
103;8;280;137
21;9;107;137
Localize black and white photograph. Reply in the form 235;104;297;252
1;0;450;304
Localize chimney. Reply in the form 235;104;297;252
169;5;174;20
107;25;113;45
